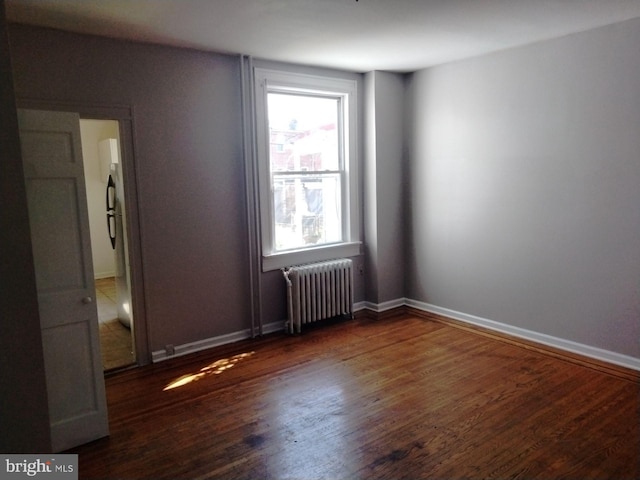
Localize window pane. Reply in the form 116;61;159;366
272;173;342;251
268;93;340;172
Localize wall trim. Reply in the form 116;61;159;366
154;297;639;373
359;298;405;312
404;298;640;373
152;302;372;362
151;320;285;362
94;271;115;280
353;301;368;312
16;98;134;119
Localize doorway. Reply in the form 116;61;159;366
18;104;148;450
80;119;135;371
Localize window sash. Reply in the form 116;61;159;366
254;67;360;271
271;172;344;252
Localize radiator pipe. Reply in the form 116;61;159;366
282;268;294;334
240;54;263;338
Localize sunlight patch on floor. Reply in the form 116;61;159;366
163;352;255;391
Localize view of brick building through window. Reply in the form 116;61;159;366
268;93;343;251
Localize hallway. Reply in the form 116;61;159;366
96;277;134;371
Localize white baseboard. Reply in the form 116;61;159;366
151;320;285;362
353;301;367;312
261;320;285;335
151;302;371;363
94;271;116;280
152;299;640;372
405;298;640;372
152;303;371;363
359;298;405;313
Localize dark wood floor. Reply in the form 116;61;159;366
72;313;640;479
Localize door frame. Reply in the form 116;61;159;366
18;98;150;366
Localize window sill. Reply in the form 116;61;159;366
262;242;362;272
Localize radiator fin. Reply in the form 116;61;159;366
283;259;353;334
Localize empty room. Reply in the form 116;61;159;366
1;1;639;478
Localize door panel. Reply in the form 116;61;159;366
42;323;96;421
19;109;109;452
26;178;86;293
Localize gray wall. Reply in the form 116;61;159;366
405;18;640;358
7;17;638;367
8;24;250;353
7;25;367;357
0;3;51;452
364;71;405;304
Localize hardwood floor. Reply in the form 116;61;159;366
72;314;639;479
95;277;135;371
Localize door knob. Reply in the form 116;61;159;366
82;296;93;304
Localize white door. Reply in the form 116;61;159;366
18;109;109;452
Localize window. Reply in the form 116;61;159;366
254;68;360;271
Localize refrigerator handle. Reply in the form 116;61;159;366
106;175;117;249
107;213;116;249
106;175;116;212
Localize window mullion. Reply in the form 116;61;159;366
271;170;342;176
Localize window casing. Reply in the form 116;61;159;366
254;68;360;271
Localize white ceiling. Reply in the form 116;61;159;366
6;0;640;72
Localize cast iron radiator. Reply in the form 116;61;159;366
282;259;353;334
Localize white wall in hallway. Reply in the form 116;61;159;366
80;119;120;279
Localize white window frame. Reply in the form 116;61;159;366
254;68;361;271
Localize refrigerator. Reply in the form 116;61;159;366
102;138;132;329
